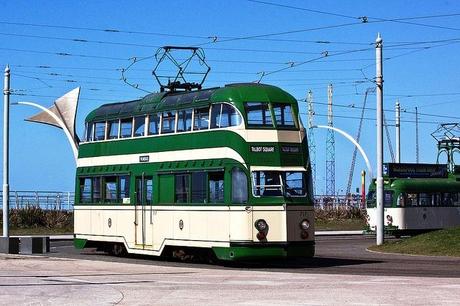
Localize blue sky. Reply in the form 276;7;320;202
0;0;459;193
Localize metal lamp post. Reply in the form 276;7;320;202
376;34;384;245
3;65;10;238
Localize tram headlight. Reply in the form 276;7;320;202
300;219;310;230
255;219;268;232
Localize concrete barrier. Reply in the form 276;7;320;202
0;237;20;254
19;236;50;254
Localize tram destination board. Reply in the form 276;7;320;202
383;163;448;178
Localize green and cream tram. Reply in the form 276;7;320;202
73;83;314;260
366;163;460;236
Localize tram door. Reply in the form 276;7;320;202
135;174;153;248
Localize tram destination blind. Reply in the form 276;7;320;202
384;163;448;178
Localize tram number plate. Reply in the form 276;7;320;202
250;146;275;153
139;155;150;162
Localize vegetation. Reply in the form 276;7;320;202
0;207;73;235
315;206;367;231
0;206;368;234
369;227;460;257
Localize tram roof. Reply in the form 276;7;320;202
85;83;297;122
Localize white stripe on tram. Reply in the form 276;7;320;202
77;147;247;168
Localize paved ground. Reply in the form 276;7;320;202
0;236;459;305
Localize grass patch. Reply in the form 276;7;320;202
0;227;73;236
316;219;366;231
369;227;460;257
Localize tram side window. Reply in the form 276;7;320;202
175;174;190;203
245;102;273;127
418;193;431;206
194;107;210;130
120;118;133;138
405;193;417;206
191;172;207;203
80;178;92;203
384;191;393;207
162;111;176;134
93;177;102;203
119;175;130;202
273;103;295;128
454;193;460;206
210;104;242;128
232;167;248;203
133;116;146;137
107;120;119;139
209;172;225;203
177;109;193;132
94;122;106;141
104;176;118;203
148;114;160;135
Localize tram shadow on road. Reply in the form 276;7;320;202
74;248;382;271
221;256;383;270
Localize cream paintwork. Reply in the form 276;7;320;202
367;207;460;230
74;205;314;256
77;147;247;168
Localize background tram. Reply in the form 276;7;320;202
366;163;460;236
73;83;315;261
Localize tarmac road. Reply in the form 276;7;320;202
1;235;459;305
50;235;460;278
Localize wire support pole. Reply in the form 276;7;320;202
3;65;10;238
415;106;419;163
396;100;401;163
375;34;384;245
326;84;336;197
307;90;316;196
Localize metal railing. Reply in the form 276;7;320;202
314;194;364;209
0;191;74;211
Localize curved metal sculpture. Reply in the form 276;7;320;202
312;125;373;178
17;87;81;161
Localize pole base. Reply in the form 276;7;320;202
0;237;20;254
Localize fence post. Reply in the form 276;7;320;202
14;191;18;209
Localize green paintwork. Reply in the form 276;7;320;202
367;174;460;208
212;244;315;261
74;238;87;249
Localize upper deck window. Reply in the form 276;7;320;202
194;107;210;130
120;118;133;138
148;114;160;135
94;122;106;141
85;123;94;142
245;102;273;127
273;103;295;128
133;116;146;137
107;120;119;139
162;111;176;134
211;103;242;128
177;109;193;132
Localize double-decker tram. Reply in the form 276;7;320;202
366;163;460;236
73;83;314;260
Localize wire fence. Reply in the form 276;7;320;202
0;191;74;211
